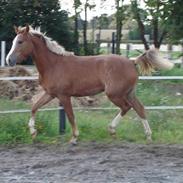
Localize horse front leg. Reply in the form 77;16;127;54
29;92;53;138
59;96;79;145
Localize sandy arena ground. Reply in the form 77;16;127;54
0;142;183;183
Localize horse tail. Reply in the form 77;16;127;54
134;48;174;75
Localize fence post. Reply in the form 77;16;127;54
96;33;101;54
126;43;130;58
167;44;172;60
1;41;6;67
112;32;116;54
107;38;110;54
181;44;183;68
59;104;66;134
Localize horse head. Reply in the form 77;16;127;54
6;24;33;66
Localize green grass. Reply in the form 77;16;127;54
0;67;183;144
1;109;183;144
0;97;30;110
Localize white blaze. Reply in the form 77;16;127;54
6;35;18;65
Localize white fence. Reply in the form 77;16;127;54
0;41;6;67
0;76;183;114
1;40;183;67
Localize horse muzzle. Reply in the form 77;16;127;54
6;54;17;66
7;52;28;66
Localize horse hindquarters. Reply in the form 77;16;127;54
107;92;132;135
107;90;152;141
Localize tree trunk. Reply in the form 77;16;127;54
152;2;159;48
116;0;122;54
136;13;149;50
132;0;149;50
74;9;79;54
116;21;122;54
153;18;159;48
151;1;166;49
83;1;88;55
158;30;167;48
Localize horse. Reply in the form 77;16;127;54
6;25;174;144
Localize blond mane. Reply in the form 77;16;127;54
29;27;74;56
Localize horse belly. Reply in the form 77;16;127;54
71;82;104;97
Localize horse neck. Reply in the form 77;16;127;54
31;36;56;76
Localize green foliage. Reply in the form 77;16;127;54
0;0;73;50
130;0;183;48
97;14;110;29
166;0;183;42
128;24;153;40
73;0;82;10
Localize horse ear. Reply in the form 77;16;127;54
14;26;19;34
25;24;30;33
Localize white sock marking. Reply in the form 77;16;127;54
28;117;36;135
141;119;152;137
110;112;122;128
109;113;122;133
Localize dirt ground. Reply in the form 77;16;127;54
0;143;183;183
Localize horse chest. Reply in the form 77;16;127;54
39;77;57;96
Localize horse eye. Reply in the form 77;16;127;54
18;41;23;44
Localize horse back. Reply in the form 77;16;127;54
46;54;138;97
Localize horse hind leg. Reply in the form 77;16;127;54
130;96;152;142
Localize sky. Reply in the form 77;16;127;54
59;0;132;20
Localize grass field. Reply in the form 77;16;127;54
0;66;183;144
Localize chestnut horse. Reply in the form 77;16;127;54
6;25;173;144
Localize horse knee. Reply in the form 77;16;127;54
31;108;36;116
121;105;131;116
131;97;146;119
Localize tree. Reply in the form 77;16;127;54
131;0;150;50
131;0;171;49
0;0;73;50
97;14;110;29
82;0;95;55
145;0;169;48
166;0;183;43
115;0;129;54
73;0;82;54
128;23;153;40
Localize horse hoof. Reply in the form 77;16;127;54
146;136;152;144
108;125;116;136
69;137;78;145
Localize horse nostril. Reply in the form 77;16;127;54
9;58;16;66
